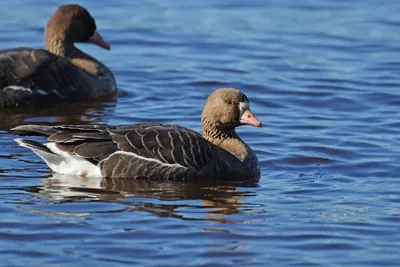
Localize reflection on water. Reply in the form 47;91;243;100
0;97;117;131
24;173;258;222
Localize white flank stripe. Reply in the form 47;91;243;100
4;86;32;93
36;89;48;95
109;151;187;169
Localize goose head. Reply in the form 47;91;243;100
201;88;262;133
44;4;110;54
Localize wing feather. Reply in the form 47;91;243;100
74;141;118;158
109;124;216;171
14;123;222;179
0;48;56;80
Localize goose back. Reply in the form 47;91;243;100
0;47;116;107
12;88;262;180
12;124;251;180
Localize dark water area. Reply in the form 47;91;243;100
0;0;399;266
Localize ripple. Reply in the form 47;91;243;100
0;0;399;265
187;81;227;87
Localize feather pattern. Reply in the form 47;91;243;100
0;47;115;108
0;5;116;108
12;88;262;181
12;123;252;180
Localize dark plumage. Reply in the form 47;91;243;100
12;88;262;181
0;4;116;108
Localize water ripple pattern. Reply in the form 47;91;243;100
0;0;399;266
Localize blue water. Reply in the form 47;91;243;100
0;0;400;266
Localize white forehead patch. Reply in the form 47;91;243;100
239;101;250;114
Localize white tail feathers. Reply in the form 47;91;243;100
15;138;102;178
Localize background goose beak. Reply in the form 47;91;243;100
88;31;111;50
239;109;262;127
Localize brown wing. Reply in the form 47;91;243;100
108;124;217;169
0;48;97;107
12;123;223;179
0;48;57;81
12;124;118;163
0;48;59;107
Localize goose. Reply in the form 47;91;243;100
0;4;116;107
12;88;262;180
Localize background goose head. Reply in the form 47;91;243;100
201;88;262;134
44;4;110;55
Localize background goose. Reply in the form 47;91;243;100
0;4;116;108
12;88;262;181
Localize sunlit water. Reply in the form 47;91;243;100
0;0;399;266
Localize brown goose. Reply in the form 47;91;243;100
12;88;262;180
0;4;116;107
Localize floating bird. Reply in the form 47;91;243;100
13;88;262;181
0;4;116;107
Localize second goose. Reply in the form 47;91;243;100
0;4;116;107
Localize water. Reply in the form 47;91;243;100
0;0;399;265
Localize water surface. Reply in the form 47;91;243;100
0;0;400;266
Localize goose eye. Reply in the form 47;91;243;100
225;100;233;105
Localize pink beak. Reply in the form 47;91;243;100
88;31;111;50
239;109;262;127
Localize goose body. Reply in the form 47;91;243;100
13;88;262;181
0;5;116;108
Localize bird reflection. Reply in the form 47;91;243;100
24;173;259;222
0;96;116;131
